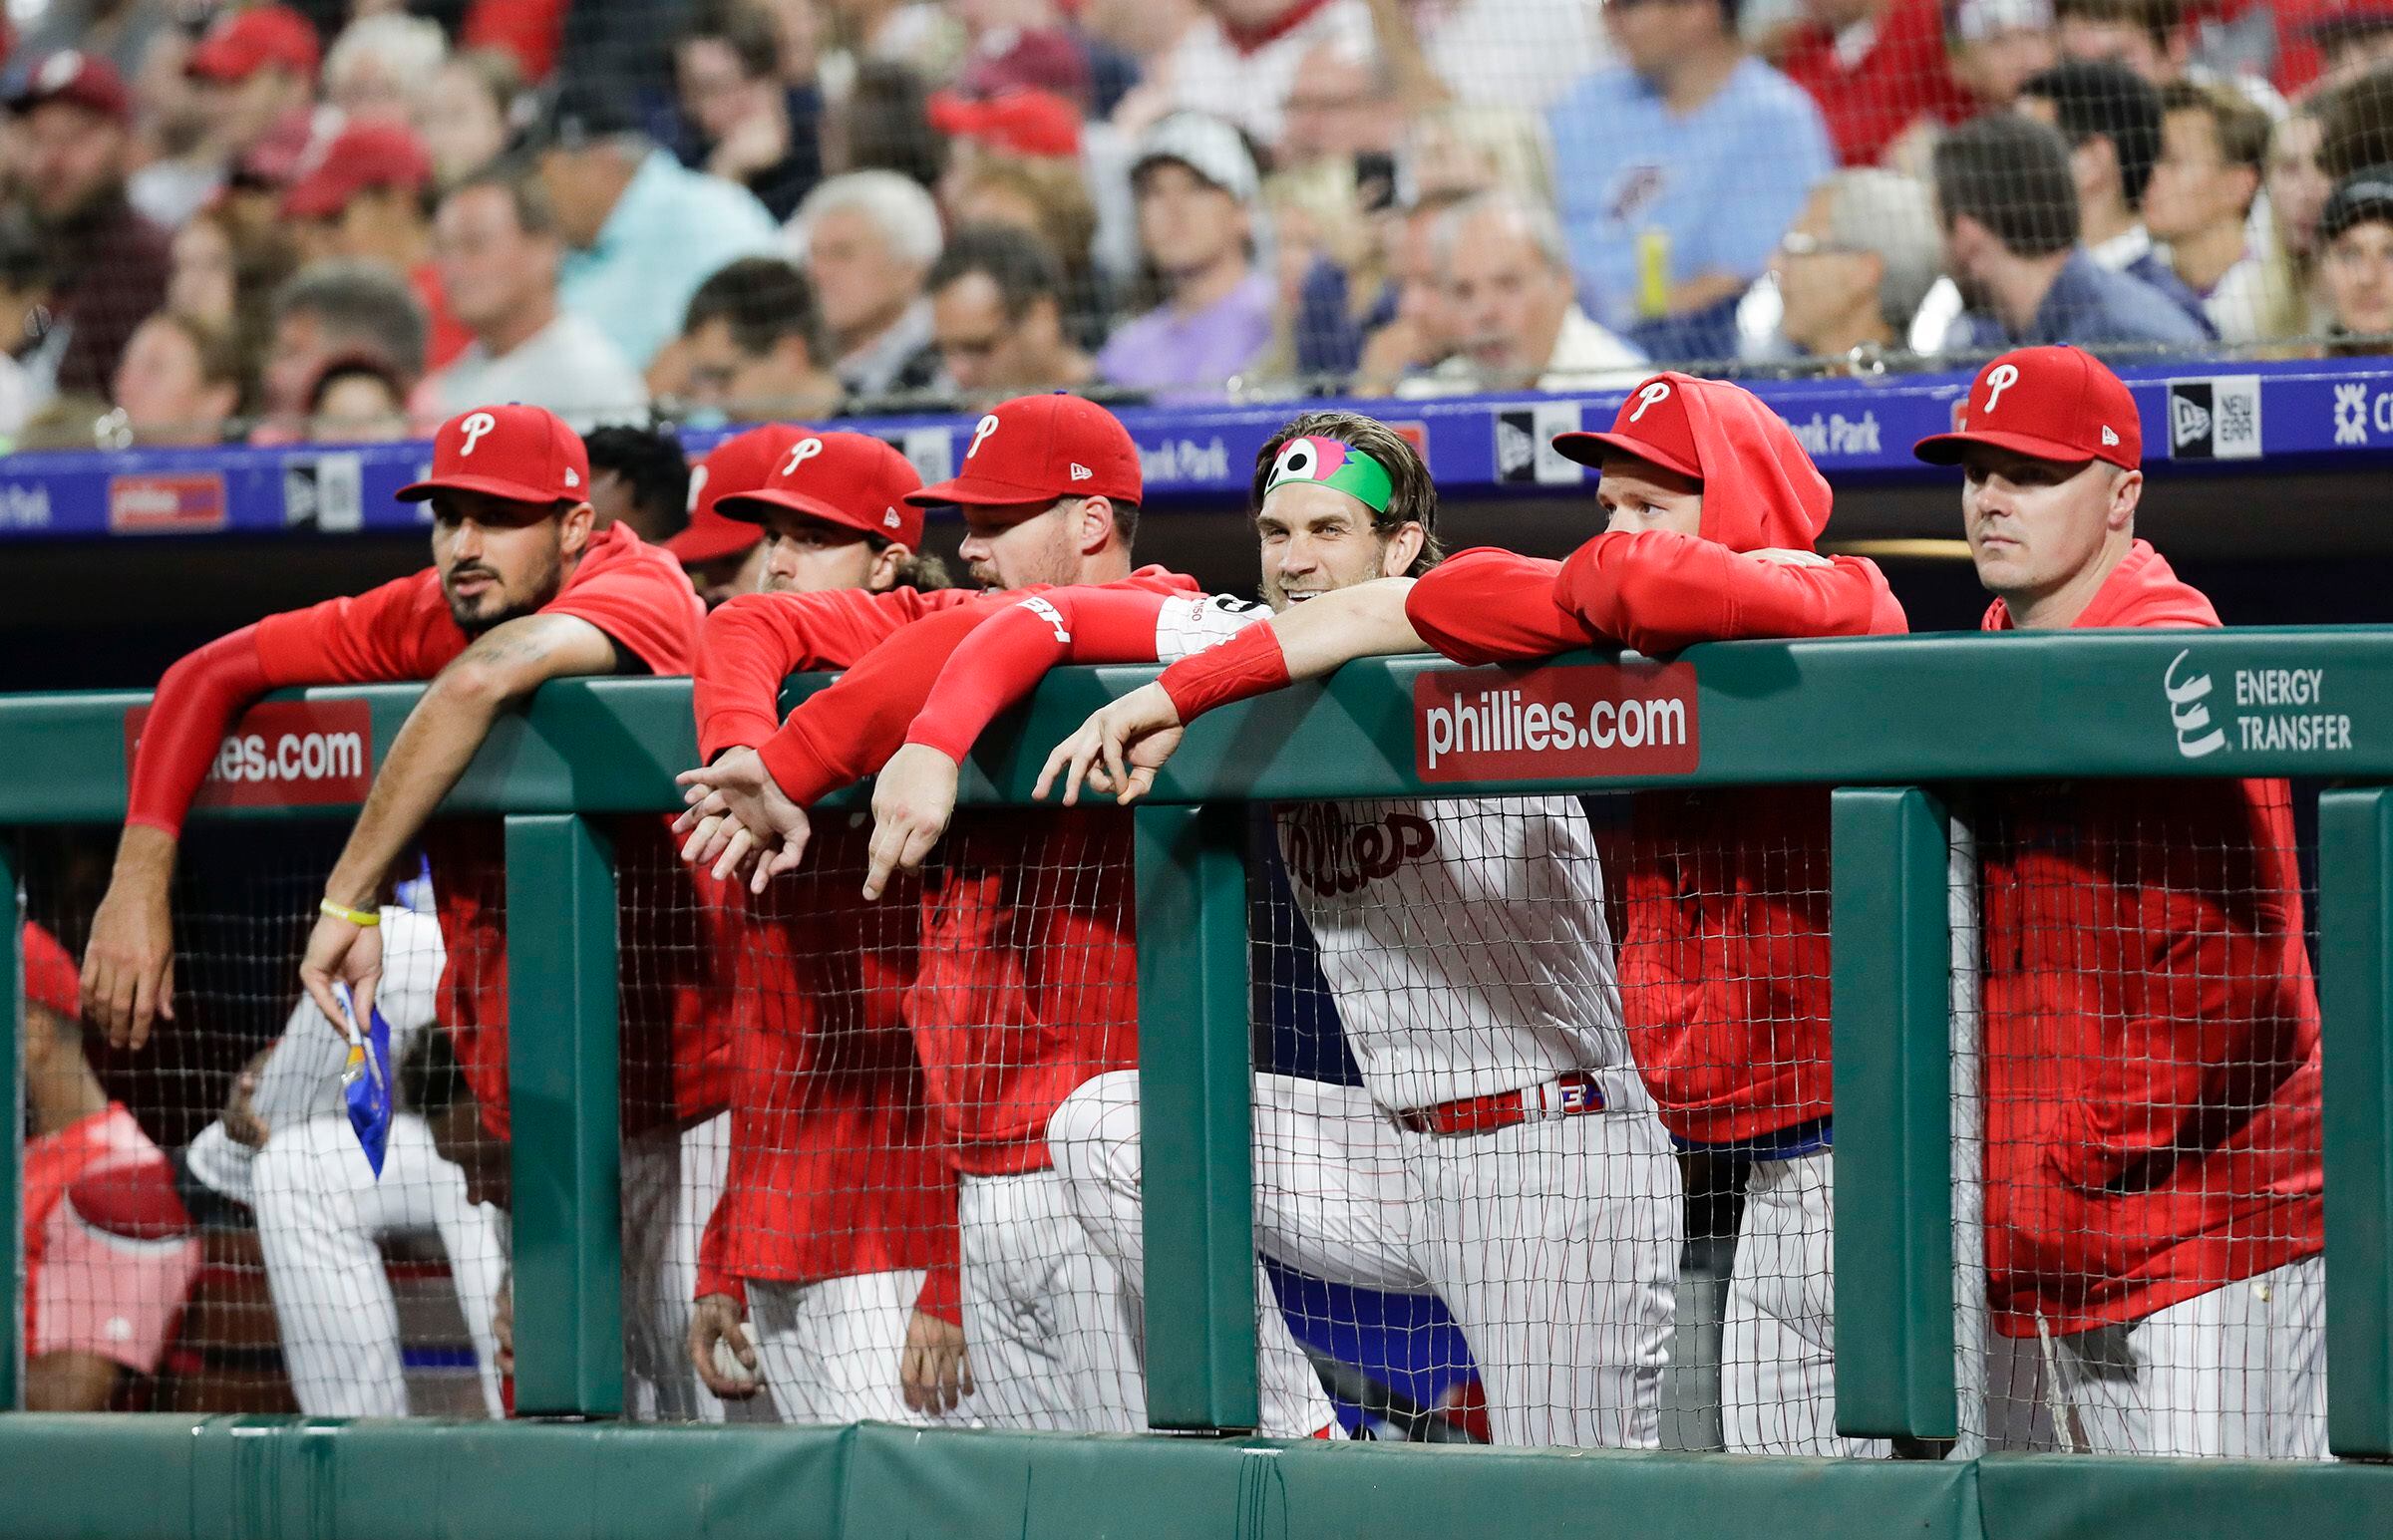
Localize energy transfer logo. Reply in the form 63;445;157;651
2163;649;2226;759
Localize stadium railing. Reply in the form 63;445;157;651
4;629;2393;1540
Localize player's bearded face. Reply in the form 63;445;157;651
1256;483;1403;611
957;499;1082;591
433;492;570;634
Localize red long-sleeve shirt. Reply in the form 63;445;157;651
1411;379;1908;1145
122;524;712;1138
1977;541;2323;1334
693;567;1201;1175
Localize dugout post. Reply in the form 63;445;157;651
504;813;626;1418
1133;802;1262;1431
2317;786;2393;1458
1830;786;1958;1448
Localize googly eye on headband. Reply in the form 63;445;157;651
1264;434;1396;513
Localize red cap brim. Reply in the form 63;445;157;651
903;470;1062;508
662;519;762;563
1912;428;2106;468
714;488;898;538
395;473;574;504
1548;431;1702;480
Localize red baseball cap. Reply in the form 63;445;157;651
187;5;321;84
663;425;808;564
282;122;432;219
397;405;590;505
1550;374;1705;480
718;431;927;549
9;51;131;124
908;393;1141;509
1913;345;2143;470
926;90;1083;157
21;920;81;1024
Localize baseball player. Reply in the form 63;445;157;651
19;922;200;1411
1914;346;2325;1458
81;404;717;1418
184;902;510;1418
678;393;1333;1436
1034;377;1909;1455
864;409;1685;1448
670;431;965;1424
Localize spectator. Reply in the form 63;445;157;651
663;255;843;422
1548;0;1834;362
1153;0;1376;147
19;923;200;1413
585;424;693;543
13;1;173;87
2319;165;2393;352
7;52;173;401
929;86;1085;163
1933;112;2211;351
281;121;471;370
2147;80;2269;342
1400;188;1646;394
1768;168;1941;361
423;170;649;431
1951;0;2060;111
826;59;950;187
952;0;1094;105
1779;0;1976;167
184;5;321;184
1097;112;1275;396
324;12;447;127
927;223;1095;397
112;310;243;446
2054;0;2183;82
531;85;782;371
789;169;942;398
1085;0;1203;132
413;48;524;191
2018;60;2210;332
1262;157;1391;378
1277;34;1403;170
2254;109;2333;343
165;212;238;330
1355;0;1607;115
165;205;293;402
258;260;428;440
305;355;412;442
941;150;1108;335
674;3;823;222
0;208;57;440
2310;9;2393;93
1402;103;1558;207
1354;188;1470;392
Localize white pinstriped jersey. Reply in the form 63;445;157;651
1153;594;1637;1114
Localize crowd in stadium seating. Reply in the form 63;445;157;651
10;0;2393;447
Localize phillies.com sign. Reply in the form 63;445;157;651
124;699;374;808
1413;663;1700;782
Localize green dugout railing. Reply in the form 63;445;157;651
5;626;2393;1539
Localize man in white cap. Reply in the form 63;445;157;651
1097;111;1273;398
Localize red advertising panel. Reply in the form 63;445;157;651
1413;662;1700;783
124;699;375;808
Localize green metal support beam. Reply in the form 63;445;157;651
505;813;624;1418
2318;785;2393;1458
1832;785;1958;1445
1133;802;1260;1431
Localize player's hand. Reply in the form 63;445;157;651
899;1306;973;1416
83;835;177;1050
1036;682;1187;807
493;1270;513;1377
675;748;814;891
864;745;959;900
299;904;382;1038
222;1048;273;1149
1747;546;1833;568
688;1292;763;1399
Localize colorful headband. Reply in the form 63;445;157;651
1263;435;1395;512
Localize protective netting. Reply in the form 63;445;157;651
11;774;2333;1453
1953;777;2329;1461
5;0;2391;454
14;818;508;1417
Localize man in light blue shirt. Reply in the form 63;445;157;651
531;88;781;370
1545;0;1834;362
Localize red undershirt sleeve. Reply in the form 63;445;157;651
1403;548;1596;665
902;588;1175;763
1553;531;1886;653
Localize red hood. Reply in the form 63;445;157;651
1676;376;1835;554
1981;539;2219;631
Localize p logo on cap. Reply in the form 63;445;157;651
1911;346;2142;471
1627;380;1672;424
396;404;591;505
782;438;826;476
1981;363;2020;415
967;414;1001;460
459;412;497;456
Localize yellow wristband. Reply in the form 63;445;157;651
318;898;380;927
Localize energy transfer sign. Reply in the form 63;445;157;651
123;699;374;808
1413;663;1699;782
